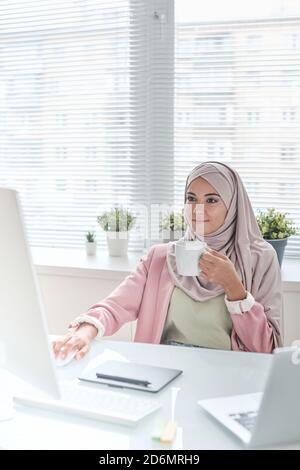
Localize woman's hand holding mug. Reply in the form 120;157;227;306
199;250;246;300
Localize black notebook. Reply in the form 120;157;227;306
78;360;182;393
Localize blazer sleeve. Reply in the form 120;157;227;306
76;246;156;337
229;299;278;353
226;248;283;353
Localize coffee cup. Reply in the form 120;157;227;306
175;239;208;276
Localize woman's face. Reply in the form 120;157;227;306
185;176;228;235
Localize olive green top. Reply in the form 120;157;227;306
161;287;233;350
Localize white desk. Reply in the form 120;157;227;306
0;340;299;450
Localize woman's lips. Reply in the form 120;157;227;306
192;219;209;222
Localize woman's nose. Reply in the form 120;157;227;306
194;204;206;220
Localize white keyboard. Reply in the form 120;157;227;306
13;381;161;427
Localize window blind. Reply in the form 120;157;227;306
175;1;300;258
0;0;172;250
0;0;174;250
1;0;300;258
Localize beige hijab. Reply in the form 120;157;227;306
167;161;283;346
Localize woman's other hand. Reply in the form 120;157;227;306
52;323;98;361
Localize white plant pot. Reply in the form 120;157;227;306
106;232;129;256
85;241;97;256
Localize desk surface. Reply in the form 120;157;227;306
0;340;298;450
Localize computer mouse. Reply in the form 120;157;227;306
55;349;77;367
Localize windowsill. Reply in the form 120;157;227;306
32;247;144;281
279;258;300;291
32;247;300;291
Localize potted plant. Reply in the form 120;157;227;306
160;209;186;243
85;231;97;256
256;207;297;266
97;207;136;256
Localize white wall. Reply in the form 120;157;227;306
38;270;300;347
38;272;135;341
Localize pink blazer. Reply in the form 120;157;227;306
85;244;279;353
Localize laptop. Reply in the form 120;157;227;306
198;347;300;447
0;187;161;426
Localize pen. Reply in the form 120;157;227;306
96;373;151;387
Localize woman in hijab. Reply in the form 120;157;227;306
53;161;283;360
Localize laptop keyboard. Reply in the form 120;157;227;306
229;411;258;432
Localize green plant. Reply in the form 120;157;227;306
160;209;186;232
97;207;136;232
86;231;96;242
256;208;297;240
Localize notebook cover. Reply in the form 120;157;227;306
78;360;182;393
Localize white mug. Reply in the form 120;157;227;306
175;239;208;276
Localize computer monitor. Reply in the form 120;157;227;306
0;188;60;399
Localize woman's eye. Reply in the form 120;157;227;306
206;197;219;203
186;196;196;202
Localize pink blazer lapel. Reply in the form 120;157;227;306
152;261;174;343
